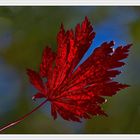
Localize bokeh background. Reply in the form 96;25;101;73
0;6;140;134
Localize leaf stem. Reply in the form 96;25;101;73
0;99;48;133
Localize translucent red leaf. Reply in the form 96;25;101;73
40;47;56;78
27;69;45;93
32;92;46;100
27;17;131;122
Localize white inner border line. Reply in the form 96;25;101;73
0;0;140;5
0;135;140;139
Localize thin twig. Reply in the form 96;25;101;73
0;99;48;133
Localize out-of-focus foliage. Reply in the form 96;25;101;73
85;87;140;133
0;6;140;134
0;7;109;70
130;19;140;53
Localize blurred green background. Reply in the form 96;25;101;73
0;6;140;134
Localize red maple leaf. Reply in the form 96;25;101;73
27;17;131;122
0;17;131;132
